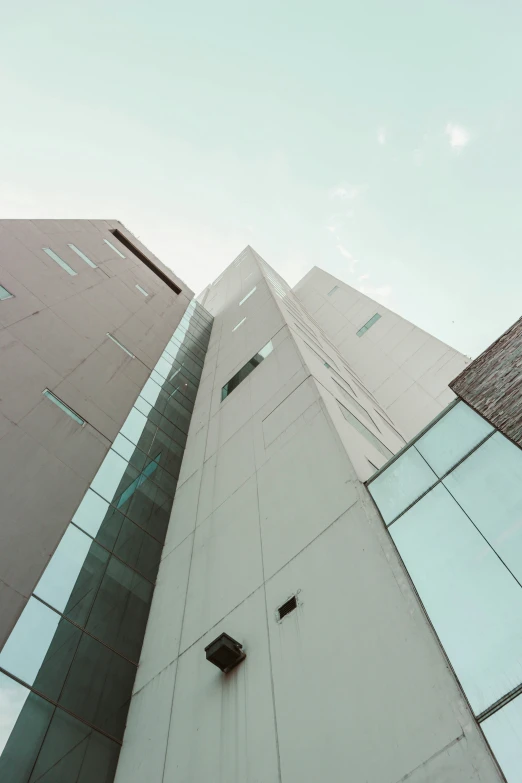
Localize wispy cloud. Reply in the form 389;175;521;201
445;123;470;150
335;243;358;272
329;184;361;200
358;273;370;281
336;243;354;260
377;127;386;145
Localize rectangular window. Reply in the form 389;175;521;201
42;248;77;276
109;229;182;295
135;284;149;297
103;238;126;259
356;313;381;337
0;284;13;300
42;389;85;425
67;244;97;268
327;285;339;296
222;340;273;401
106;333;134;358
232;317;246;332
239;286;256;306
338;401;393;460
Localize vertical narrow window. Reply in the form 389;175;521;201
239;286;256;306
42;248;77;276
327;285;339;296
221;340;273;401
232;317;246;332
356;313;381;337
135;284;149;297
0;284;13;300
67;244;97;268
103;239;126;259
106;333;134;358
42;389;85;425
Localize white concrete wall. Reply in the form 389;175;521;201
293;266;471;439
116;248;502;783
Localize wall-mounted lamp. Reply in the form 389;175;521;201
205;633;246;673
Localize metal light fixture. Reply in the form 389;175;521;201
205;633;246;673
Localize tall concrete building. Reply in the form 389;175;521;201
0;234;521;782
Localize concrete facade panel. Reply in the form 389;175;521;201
115;661;177;783
180;475;263;651
18;396;110;483
133;534;193;694
0;330;62;423
8;307;95;377
163;589;280;783
258;406;359;579
265;503;495;783
0;219;193;655
115;248;499;783
162;469;202;559
0;427;88;597
293;267;470;435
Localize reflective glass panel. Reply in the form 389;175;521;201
327;285;339;296
121;476;171;541
86;557;154;660
34;526;109;624
135;284;148;296
221;339;273;400
0;599;84;704
368;446;437;524
91;449;140;505
239;286;256;306
28;704;120;783
72;490;125;549
416;402;494;477
149;372;194;413
134;396;187;450
0;673;54;781
120;406;151;448
443;433;522;584
482;694;522;783
0;285;13;300
0;599;61;686
113;518;162;580
103;238;126;258
59;633;136;739
68;243;97;268
391;484;522;714
42;248;77;276
112;434;148;473
232;317;246;332
356;312;381;336
42;390;85;425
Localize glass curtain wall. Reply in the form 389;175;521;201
0;300;213;782
368;400;522;783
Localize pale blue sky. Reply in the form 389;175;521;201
1;0;521;356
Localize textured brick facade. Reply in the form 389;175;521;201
450;316;522;449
